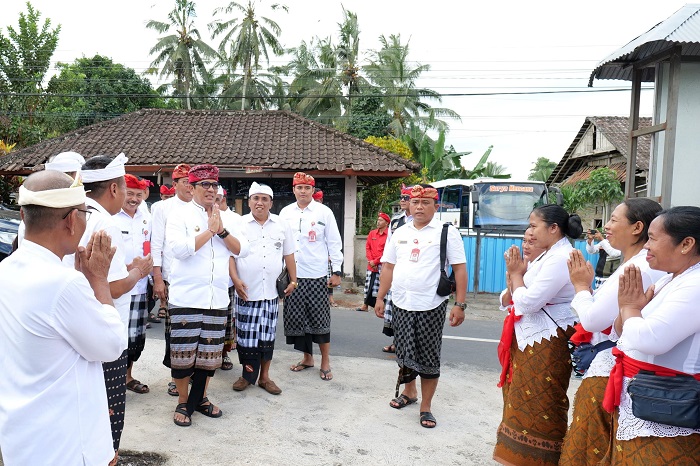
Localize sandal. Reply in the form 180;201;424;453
147;314;161;323
126;379;150;394
420;411;437;428
167;381;179;397
390;394;418;409
221;355;233;371
196;397;223;418
382;344;396;353
173;403;191;427
290;361;314;372
319;368;333;381
157;306;167;319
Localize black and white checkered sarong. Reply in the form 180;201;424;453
127;293;148;363
392;300;448;377
235;297;279;349
284;277;331;353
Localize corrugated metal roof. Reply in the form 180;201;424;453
589;4;700;86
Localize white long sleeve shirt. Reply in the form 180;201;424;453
381;218;466;311
150;195;189;280
278;200;343;278
114;208;151;296
512;237;577;350
0;241;125;466
586;238;621;258
615;262;700;440
167;201;249;309
570;249;668;378
235;213;296;301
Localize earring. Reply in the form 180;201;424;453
682;249;686;254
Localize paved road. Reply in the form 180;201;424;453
146;304;503;373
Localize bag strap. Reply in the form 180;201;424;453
440;223;450;271
541;307;565;332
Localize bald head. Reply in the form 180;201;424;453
22;171;82;234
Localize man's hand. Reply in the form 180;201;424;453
130;254;153;279
77;231;115;281
568;250;594;292
233;278;248;301
328;274;341;288
283;283;296;297
449;306;465;327
374;299;386;318
208;204;224;234
153;275;168;301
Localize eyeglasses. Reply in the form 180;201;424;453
62;207;92;221
400;195;410;201
192;181;220;190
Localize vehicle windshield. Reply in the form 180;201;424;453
473;182;547;229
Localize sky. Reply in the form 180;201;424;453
2;0;690;177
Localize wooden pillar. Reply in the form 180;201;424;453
626;68;642;199
660;48;681;209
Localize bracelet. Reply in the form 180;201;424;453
217;228;230;239
208;228;217;235
454;302;467;310
290;281;298;288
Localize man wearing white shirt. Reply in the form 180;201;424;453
230;182;297;394
375;184;468;429
78;155;153;454
279;172;343;382
0;170;126;466
114;174;152;394
150;163;192;396
167;164;249;427
216;186;240;371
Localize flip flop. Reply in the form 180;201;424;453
157;306;167;319
147;314;161;323
221;355;233;371
290;361;314;372
390;394;418;409
420;411;437;428
320;368;333;381
382;345;396;353
167;381;179;397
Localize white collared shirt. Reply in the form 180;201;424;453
511;237;577;350
150;196;189;280
278;200;343;278
64;197;131;330
167;201;249;309
0;241;125;466
236;213;295;301
114;207;152;295
381;218;466;311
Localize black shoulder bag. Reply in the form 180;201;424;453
436;223;456;297
627;370;700;429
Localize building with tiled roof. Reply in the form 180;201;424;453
1;109;419;278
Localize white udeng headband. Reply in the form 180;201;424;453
44;151;85;173
18;183;86;208
249;181;274;199
81;152;128;183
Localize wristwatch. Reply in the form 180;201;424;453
217;229;230;239
332;271;342;277
290;281;298;288
454;302;467;310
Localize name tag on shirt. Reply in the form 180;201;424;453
398;240;407;244
309;230;317;242
409;248;420;262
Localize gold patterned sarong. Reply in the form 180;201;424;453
494;326;575;466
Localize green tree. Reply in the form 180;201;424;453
363;34;459;136
335;7;369;119
346;92;390;139
528;157;557;182
555;183;587;214
0;2;60;146
210;0;286;110
146;0;217;110
44;55;165;134
576;167;624;219
482;161;508;178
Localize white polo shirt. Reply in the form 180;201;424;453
167;201;249;309
236;213;295;301
114;207;151;296
278;200;343;279
381;218;466;311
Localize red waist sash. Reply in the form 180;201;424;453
602;347;700;413
497;304;520;388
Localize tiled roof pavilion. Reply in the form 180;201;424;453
0;109;419;184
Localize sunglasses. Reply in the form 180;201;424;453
400;195;410;201
192;181;220;190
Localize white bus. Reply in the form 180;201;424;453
431;178;552;233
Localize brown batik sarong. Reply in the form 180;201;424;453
493;326;575;466
169;306;227;372
602;409;700;466
559;376;613;466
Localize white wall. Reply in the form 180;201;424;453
651;62;700;207
343;176;357;279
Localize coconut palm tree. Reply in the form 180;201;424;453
146;0;217;110
363;34;460;136
335;8;369;115
210;0;286;110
